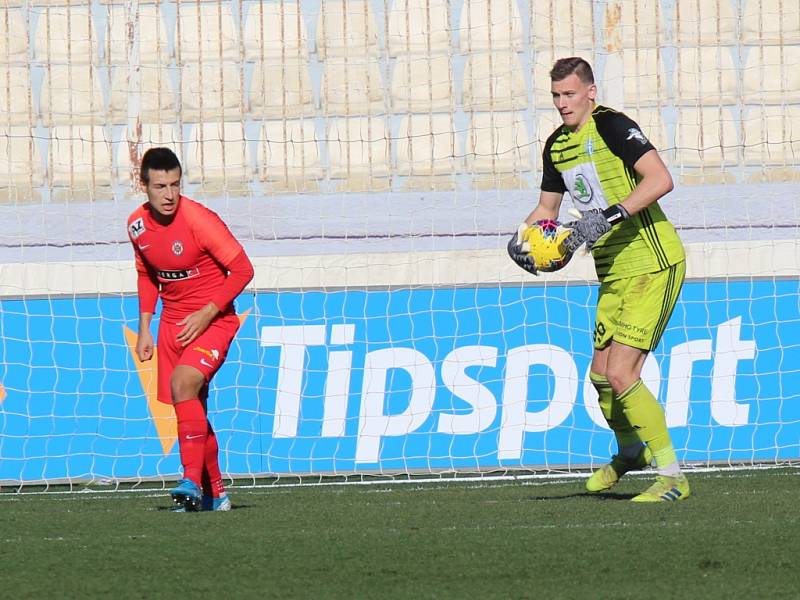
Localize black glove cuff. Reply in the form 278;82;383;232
602;204;630;225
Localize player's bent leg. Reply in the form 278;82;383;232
172;366;209;491
586;444;653;493
174;398;208;486
617;379;689;500
199;423;230;512
590;373;642;448
587;371;649;493
203;423;227;495
618;379;681;466
631;474;691;502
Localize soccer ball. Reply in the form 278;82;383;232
519;219;573;272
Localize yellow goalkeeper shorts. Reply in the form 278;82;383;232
593;260;685;351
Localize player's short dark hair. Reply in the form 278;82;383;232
140;147;182;184
549;57;595;85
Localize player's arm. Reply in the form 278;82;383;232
508;192;565;275
618;148;673;216
524;191;564;225
175;250;254;346
563;113;673;252
134;251;159;362
176;210;255;346
562;151;673;253
136;312;155;362
508;132;567;274
530;133;568;224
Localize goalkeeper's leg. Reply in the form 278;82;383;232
618;380;690;502
591;263;689;500
585;372;652;493
604;345;688;496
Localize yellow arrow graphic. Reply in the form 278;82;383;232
123;309;250;455
123;326;178;455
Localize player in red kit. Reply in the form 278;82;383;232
127;148;254;512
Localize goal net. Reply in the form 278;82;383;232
1;0;799;488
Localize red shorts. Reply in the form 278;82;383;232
156;313;240;404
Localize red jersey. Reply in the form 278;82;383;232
127;196;246;322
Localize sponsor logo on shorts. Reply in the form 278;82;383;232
193;346;221;359
193;346;214;359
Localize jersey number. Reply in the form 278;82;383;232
593;321;607;345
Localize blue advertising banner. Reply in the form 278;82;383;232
1;280;798;482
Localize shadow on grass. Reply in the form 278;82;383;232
154;504;250;512
525;492;637;501
585;492;637;501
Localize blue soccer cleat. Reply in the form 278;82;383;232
201;493;232;512
169;478;202;512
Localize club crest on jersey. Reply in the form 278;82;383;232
626;128;649;145
128;218;145;239
572;174;593;204
172;240;184;255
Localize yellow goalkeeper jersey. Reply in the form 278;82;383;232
540;105;685;282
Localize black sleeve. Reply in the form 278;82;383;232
540;131;567;194
593;107;656;168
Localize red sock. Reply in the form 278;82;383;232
174;399;207;486
203;423;225;498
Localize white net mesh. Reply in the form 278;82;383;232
0;0;799;487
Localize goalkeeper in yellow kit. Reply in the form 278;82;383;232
509;57;690;501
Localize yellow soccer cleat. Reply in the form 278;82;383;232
585;445;653;493
631;474;691;502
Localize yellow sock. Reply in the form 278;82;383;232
618;379;678;468
590;372;641;451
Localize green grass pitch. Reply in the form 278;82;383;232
1;468;798;599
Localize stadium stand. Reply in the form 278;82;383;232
462;51;528;112
257;119;324;192
315;0;379;59
249;57;316;119
0;126;43;202
105;4;171;66
673;0;738;46
39;64;106;126
674;46;738;106
48;124;114;199
243;1;309;60
387;0;451;56
391;54;455;113
395;112;462;180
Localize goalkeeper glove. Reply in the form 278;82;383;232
562;205;630;253
507;223;538;275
